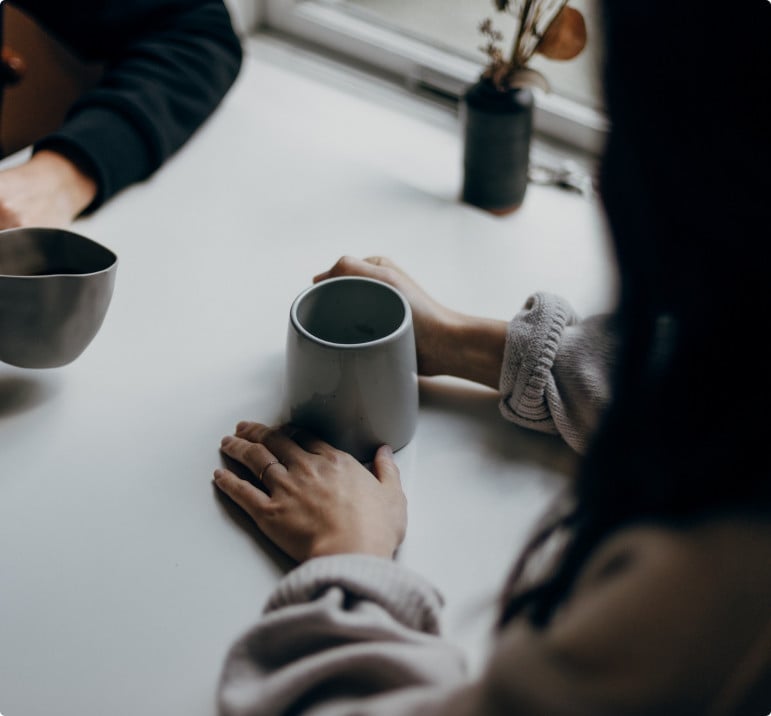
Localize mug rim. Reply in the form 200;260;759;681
0;227;118;278
290;276;413;350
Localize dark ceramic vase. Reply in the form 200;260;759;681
461;78;534;214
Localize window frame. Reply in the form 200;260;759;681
261;0;608;155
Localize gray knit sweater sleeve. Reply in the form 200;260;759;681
216;527;771;716
499;293;617;453
218;555;467;716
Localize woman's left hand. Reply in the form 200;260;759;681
214;422;407;563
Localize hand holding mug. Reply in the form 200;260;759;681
314;256;458;378
315;256;508;390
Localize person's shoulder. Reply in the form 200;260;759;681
568;514;771;616
483;515;771;714
596;513;770;585
550;514;771;690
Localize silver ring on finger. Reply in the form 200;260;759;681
258;459;281;482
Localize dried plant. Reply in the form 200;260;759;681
480;0;586;91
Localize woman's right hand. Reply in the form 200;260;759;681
314;256;461;377
314;256;507;390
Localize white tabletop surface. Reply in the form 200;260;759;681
0;35;616;716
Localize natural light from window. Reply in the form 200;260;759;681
321;0;603;111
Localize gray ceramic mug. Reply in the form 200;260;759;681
0;227;118;368
285;276;418;462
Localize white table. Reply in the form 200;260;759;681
0;35;616;716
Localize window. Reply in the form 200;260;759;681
262;0;608;154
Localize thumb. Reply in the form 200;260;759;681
372;444;401;487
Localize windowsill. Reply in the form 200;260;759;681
259;0;608;156
246;31;600;190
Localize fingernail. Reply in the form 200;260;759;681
236;421;249;432
381;444;393;458
221;435;232;447
213;469;223;480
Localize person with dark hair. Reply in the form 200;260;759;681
211;1;771;714
0;0;242;229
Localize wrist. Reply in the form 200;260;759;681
30;149;98;218
307;533;399;562
442;314;507;389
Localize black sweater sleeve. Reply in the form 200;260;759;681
20;0;243;209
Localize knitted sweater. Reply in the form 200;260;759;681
498;292;616;454
217;295;771;716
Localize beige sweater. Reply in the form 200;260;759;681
218;294;771;716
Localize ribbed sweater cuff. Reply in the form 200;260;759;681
265;555;445;635
499;292;577;428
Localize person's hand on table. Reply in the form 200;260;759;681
214;421;406;563
315;256;508;390
0;150;97;229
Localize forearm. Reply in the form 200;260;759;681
32;0;243;206
424;298;616;455
436;314;508;390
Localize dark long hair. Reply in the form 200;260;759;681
501;0;771;627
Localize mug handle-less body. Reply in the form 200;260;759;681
285;277;418;463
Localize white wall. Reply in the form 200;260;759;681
223;0;264;35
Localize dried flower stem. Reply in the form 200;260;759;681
510;0;534;69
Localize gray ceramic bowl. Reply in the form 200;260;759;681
0;227;117;368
